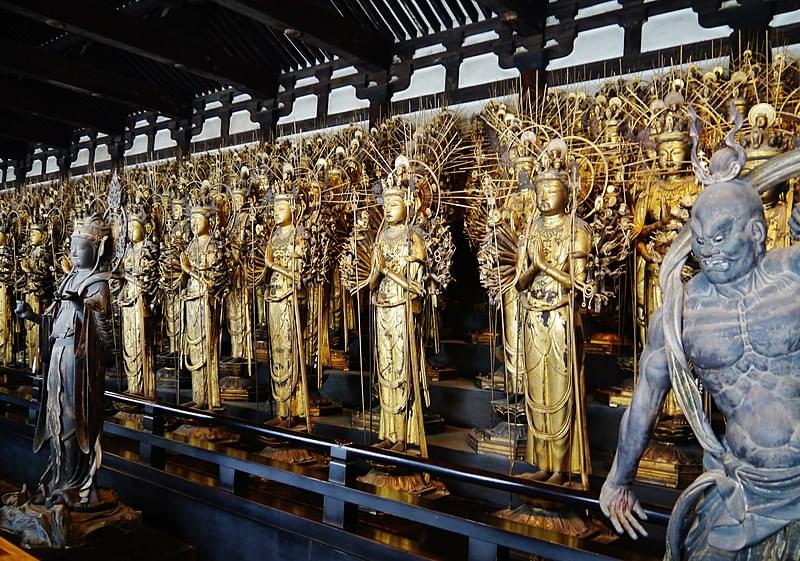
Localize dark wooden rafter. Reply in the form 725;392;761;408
0;77;126;134
0;38;188;118
0;110;74;148
0;138;28;164
475;0;548;36
207;0;393;72
0;0;279;98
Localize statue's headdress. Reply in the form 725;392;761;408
649;90;690;146
72;213;110;244
535;139;570;186
688;101;747;186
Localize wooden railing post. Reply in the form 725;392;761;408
322;446;356;530
140;403;165;469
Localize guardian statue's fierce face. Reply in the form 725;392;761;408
691;181;766;285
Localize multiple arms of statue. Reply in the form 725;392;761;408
599;308;671;539
264;240;302;283
367;232;425;296
516;227;591;291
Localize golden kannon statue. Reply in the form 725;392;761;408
515;140;591;487
741;102;793;250
117;211;157;399
632;93;699;348
159;193;188;355
264;180;309;426
0;223;14;365
366;163;427;453
20;222;52;371
180;205;225;409
224;184;253;362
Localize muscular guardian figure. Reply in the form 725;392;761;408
600;160;800;560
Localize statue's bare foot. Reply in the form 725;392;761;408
265;416;289;428
373;439;393;449
546;472;565;486
518;470;550;482
390;441;407;453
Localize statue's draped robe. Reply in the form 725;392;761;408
182;235;222;409
119;242;155;398
373;226;425;446
266;227;306;418
519;217;588;475
35;270;112;505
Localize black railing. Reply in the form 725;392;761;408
0;369;670;561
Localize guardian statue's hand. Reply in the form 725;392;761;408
599;480;649;540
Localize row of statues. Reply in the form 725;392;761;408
2;48;800;557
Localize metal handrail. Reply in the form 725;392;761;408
110;390;671;524
0;377;671;560
0;367;672;525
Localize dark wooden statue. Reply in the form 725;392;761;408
1;214;139;548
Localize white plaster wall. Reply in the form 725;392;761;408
191;116;221;142
277;94;318;125
154;128;177;150
329;85;370;114
70;149;89;169
27;160;42;178
413;43;446;58
641;8;731;52
393;65;446;101
229;109;259;134
331;65;358;79
458;53;519;88
463;30;499;46
124;133;149;156
575;0;621;19
95;144;111;163
548;25;625;70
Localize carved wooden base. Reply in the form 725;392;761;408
494;501;615;541
635;440;704;489
357;468;448;499
0;489;140;549
256;445;326;466
171;424;241;445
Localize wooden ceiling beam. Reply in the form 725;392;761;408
0;138;28;164
0;0;279;98
0;76;125;134
207;0;393;72
0;38;189;118
0;110;74;149
475;0;547;36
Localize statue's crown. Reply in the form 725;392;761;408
73;213;109;243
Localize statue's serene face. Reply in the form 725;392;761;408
273;200;292;226
30;228;44;246
383;194;406;225
129;220;145;243
658;142;688;171
535;180;567;216
70;237;96;270
691;194;764;285
190;212;209;236
171;203;183;221
232;192;245;212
